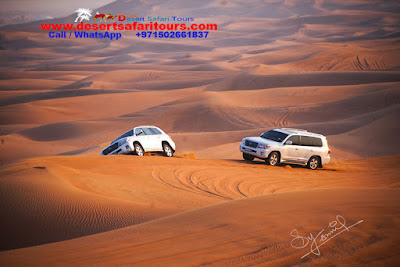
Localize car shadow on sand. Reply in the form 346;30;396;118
227;159;339;171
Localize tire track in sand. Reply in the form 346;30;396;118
151;164;299;201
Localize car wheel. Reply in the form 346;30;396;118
267;152;280;166
243;153;255;161
134;143;144;156
163;143;174;157
307;156;319;170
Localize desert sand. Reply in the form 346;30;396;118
0;155;399;266
0;0;399;266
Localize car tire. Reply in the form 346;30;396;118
307;156;319;170
267;152;280;166
163;143;174;157
243;153;255;161
134;143;144;156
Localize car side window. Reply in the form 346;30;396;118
287;135;300;145
300;136;313;146
142;128;154;135
135;128;145;136
312;137;323;147
150;128;162;135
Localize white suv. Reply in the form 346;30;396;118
239;128;330;169
100;126;176;157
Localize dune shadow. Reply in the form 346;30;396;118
58;146;97;156
33;166;46;169
0;89;126;107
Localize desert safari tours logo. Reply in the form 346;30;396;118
43;8;218;41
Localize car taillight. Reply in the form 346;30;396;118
328;149;331;154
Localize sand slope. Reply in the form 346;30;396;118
0;155;399;265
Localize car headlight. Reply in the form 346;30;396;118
257;144;270;149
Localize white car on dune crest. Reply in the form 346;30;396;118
240;128;331;170
100;126;176;157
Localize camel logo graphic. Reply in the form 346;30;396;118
74;8;92;22
94;12;116;22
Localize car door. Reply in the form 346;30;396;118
141;127;158;151
298;135;314;163
149;127;163;151
311;137;323;158
135;128;151;150
282;135;302;162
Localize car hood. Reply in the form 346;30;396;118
245;136;277;146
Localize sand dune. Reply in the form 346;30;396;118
1;80;397;163
0;157;177;250
203;82;400;107
238;41;400;71
0;71;98;80
116;82;399;141
63;69;231;90
208;71;400;91
0;89;127;107
0;79;71;91
1;89;200;126
329;109;400;157
0;155;399;265
19;121;101;141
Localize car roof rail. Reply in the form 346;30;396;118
280;128;308;132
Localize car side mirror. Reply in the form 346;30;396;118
285;140;293;145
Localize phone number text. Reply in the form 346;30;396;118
135;31;210;38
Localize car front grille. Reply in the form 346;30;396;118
103;143;119;155
245;140;258;148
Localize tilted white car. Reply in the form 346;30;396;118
100;126;176;157
240;128;331;169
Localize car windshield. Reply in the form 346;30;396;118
260;130;288;143
112;129;133;144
